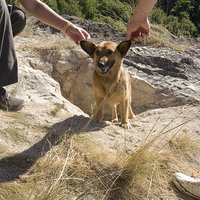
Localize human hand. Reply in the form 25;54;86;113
66;24;90;45
127;8;150;43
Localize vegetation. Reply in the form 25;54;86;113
7;0;200;37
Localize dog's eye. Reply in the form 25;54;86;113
107;50;113;55
95;50;101;56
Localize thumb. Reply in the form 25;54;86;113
126;31;135;43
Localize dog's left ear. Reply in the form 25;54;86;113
117;39;132;57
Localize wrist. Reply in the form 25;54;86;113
62;22;71;34
137;4;149;16
132;6;148;23
135;0;157;16
135;4;149;17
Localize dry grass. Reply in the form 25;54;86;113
17;17;76;58
0;112;35;148
141;24;185;51
50;103;65;117
17;36;75;60
0;115;199;200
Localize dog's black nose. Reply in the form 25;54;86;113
98;61;105;68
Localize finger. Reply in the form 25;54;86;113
131;38;135;44
76;40;80;45
79;28;91;40
82;30;91;39
78;28;86;40
126;27;133;40
127;32;136;42
141;32;149;38
133;35;143;41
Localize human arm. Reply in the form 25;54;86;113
127;0;157;43
18;0;90;44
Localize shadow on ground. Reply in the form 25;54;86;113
0;115;105;182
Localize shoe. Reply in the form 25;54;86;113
0;88;25;111
173;172;200;199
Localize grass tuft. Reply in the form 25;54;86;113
50;103;65;117
142;24;185;51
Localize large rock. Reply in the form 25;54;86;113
14;19;200;117
23;40;199;117
54;45;200;116
7;51;86;119
125;46;200;112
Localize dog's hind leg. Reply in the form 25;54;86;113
128;94;135;119
111;105;118;122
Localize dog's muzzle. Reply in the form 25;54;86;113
98;60;115;74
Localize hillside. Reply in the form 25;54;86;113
6;0;200;37
0;18;200;200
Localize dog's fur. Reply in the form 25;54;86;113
80;40;134;129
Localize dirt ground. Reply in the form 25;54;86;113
0;100;199;199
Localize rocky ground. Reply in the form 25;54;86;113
0;17;200;199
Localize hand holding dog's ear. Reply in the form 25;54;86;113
127;15;150;43
126;0;157;43
66;24;90;45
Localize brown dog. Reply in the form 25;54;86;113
80;40;134;129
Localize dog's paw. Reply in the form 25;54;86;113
129;113;136;119
121;123;132;129
111;118;118;123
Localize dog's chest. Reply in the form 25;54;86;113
93;69;129;104
102;79;125;104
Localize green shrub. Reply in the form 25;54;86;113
178;18;197;37
79;0;98;19
6;0;199;37
97;0;132;22
63;0;83;17
150;7;167;25
164;13;197;37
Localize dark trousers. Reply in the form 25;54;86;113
0;0;26;88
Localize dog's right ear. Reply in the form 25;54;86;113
80;40;96;57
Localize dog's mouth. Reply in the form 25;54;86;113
97;60;115;74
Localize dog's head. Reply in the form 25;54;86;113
80;40;131;75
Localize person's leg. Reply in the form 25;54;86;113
0;0;24;111
0;0;18;87
9;5;26;37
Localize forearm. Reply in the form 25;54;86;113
19;0;69;32
135;0;157;16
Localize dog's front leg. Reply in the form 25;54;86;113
111;105;118;122
94;96;104;123
129;105;135;119
120;99;132;129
